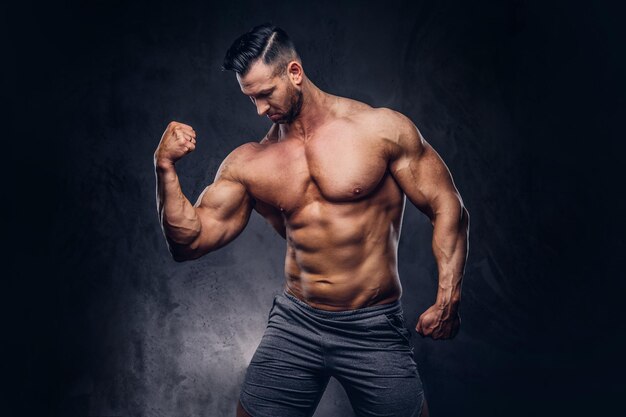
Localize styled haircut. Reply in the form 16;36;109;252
222;23;300;77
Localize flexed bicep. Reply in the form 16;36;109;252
190;176;253;255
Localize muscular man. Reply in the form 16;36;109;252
154;24;469;417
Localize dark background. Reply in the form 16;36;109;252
6;0;625;416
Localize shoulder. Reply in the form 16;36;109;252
224;141;263;162
216;141;263;182
343;105;424;157
363;107;419;139
338;102;415;134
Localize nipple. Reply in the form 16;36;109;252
353;187;362;195
279;205;285;212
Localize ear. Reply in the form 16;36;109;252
287;61;303;86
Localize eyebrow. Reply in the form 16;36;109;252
254;88;274;96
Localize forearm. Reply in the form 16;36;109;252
431;199;470;312
154;160;201;251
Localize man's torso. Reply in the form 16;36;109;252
236;98;408;310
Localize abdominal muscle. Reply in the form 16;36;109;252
282;194;405;311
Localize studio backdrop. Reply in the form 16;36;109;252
7;1;625;416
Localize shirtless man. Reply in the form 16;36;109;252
154;24;469;417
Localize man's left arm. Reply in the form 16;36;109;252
385;110;470;340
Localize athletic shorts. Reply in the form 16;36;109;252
239;290;424;417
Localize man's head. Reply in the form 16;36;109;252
222;23;304;124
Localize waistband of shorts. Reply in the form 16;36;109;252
280;289;403;320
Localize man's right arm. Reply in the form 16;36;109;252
154;121;254;262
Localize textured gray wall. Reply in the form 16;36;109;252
7;0;625;416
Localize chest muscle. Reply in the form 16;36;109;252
244;134;388;211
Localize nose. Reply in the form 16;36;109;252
255;100;270;116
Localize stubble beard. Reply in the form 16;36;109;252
277;86;303;124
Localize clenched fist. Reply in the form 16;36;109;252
416;304;461;340
154;121;197;168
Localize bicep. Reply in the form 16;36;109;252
191;176;253;252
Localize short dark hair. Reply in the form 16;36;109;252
222;23;299;77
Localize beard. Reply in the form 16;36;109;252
276;85;303;124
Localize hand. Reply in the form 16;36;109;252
154;121;197;168
416;304;460;340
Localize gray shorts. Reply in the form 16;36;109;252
239;290;424;417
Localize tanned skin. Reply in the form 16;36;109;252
154;58;469;417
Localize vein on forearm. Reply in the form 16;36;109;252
431;197;469;309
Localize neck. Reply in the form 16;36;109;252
279;78;335;140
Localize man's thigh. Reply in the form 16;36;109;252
329;312;424;417
239;298;330;417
